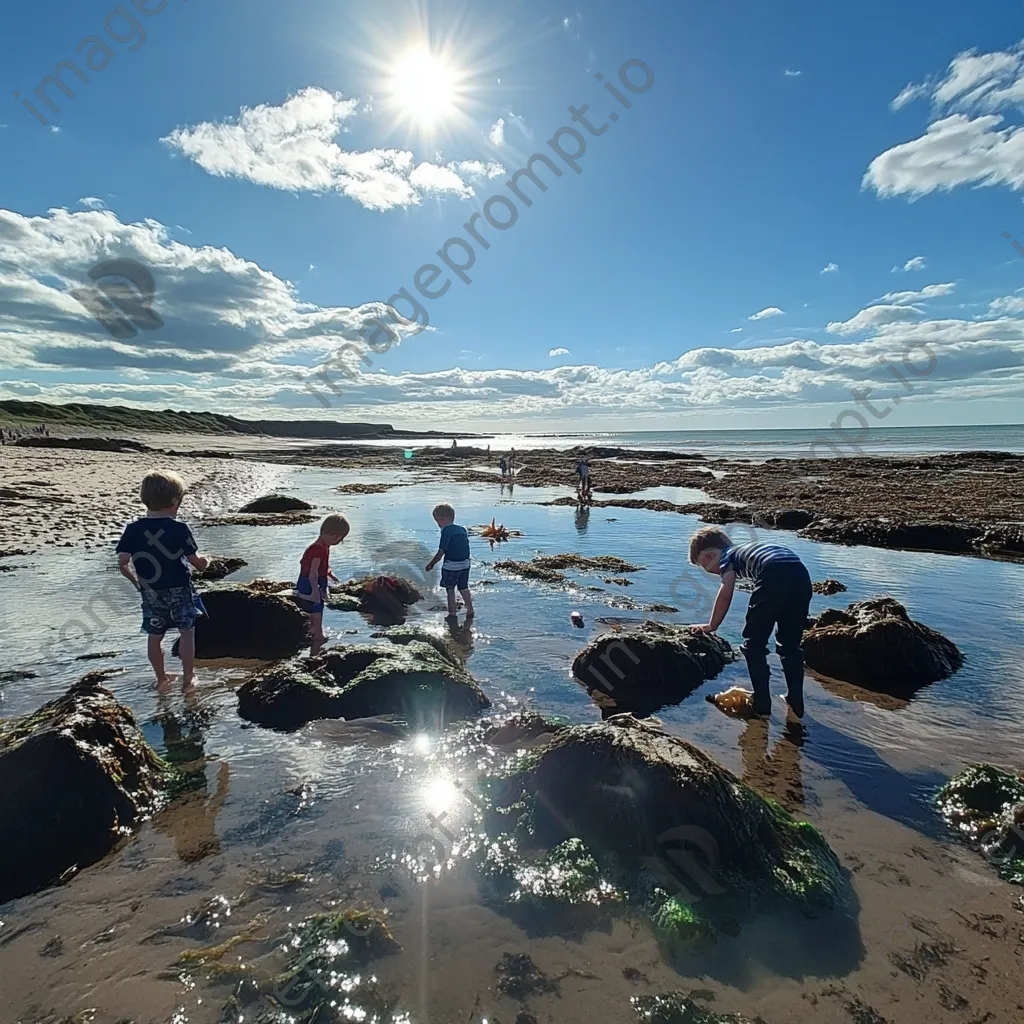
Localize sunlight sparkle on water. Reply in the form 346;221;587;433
423;776;458;816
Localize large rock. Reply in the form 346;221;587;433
237;636;489;730
470;716;846;936
936;764;1024;885
191;555;246;582
0;674;170;902
236;494;313;513
334;574;423;624
802;596;963;693
189;583;308;659
572;622;734;713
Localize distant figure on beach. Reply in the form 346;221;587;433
425;502;474;620
575;458;592;502
499;455;508;479
509;448;517;475
295;514;349;655
451;438;458;449
687;527;811;719
116;470;210;693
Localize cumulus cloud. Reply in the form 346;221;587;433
549;347;570;357
878;282;955;304
749;307;784;320
0;206;421;381
826;304;923;335
988;293;1024;315
784;69;802;77
78;197;105;210
820;262;839;274
892;256;927;272
488;118;505;145
162;87;505;212
866;41;1024;199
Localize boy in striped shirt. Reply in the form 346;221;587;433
688;527;812;718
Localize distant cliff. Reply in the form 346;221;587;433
0;400;468;440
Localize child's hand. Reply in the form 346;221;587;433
328;571;340;583
689;623;714;633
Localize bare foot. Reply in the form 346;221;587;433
156;673;177;695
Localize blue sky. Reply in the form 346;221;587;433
2;0;1024;430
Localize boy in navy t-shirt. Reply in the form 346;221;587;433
688;527;812;718
116;470;209;692
425;502;474;619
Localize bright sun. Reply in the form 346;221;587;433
390;49;458;125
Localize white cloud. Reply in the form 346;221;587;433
892;256;927;273
826;304;923;335
820;262;839;274
729;328;743;333
78;197;106;210
0;206;422;380
988;293;1024;315
549;347;570;357
749;306;784;320
162;87;505;212
784;69;802;78
867;42;1024;199
878;282;955;305
488;117;505;145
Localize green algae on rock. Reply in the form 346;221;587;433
936;763;1024;884
468;716;846;938
187;583;308;659
237;639;490;730
803;596;963;694
0;674;171;903
571;622;735;714
632;992;767;1024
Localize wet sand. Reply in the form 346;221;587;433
1;435;1023;1024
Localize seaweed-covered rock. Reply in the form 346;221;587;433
802;597;963;693
189;584;308;659
371;624;466;665
237;639;489;730
936;764;1024;884
335;574;423;624
572;622;735;713
191;555;247;582
514;718;844;916
0;675;170;902
811;578;847;596
632;992;767;1024
236;494;313;513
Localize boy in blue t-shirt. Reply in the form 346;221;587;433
425;502;474;619
688;527;811;718
116;470;209;692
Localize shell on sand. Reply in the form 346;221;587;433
706;686;757;719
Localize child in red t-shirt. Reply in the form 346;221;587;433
296;514;350;654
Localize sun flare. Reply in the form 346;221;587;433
389;48;459;125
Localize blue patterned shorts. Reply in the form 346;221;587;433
141;585;203;636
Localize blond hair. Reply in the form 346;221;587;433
432;503;455;522
321;513;350;538
140;470;185;510
688;526;732;564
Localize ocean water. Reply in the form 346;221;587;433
1;459;1023;1023
200;423;1024;461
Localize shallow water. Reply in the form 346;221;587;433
2;462;1023;1024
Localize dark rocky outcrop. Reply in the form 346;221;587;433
572;622;735;713
188;583;308;659
191;556;247;582
469;716;847;937
236;635;489;730
334;575;423;624
936;764;1024;885
802;597;963;694
0;675;170;902
811;578;847;596
14;436;151;452
236;494;313;513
